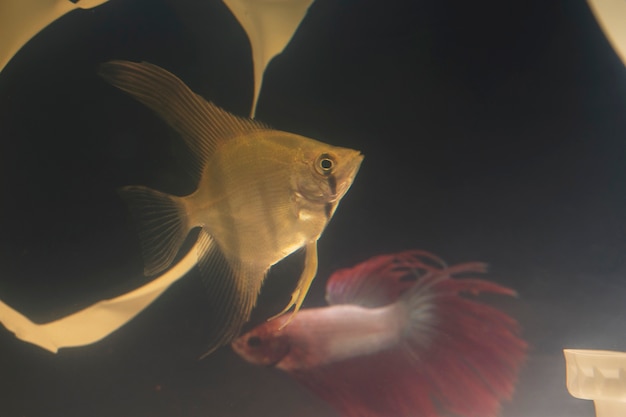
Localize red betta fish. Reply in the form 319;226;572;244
232;250;528;417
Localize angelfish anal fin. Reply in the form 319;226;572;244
196;229;266;358
268;241;318;328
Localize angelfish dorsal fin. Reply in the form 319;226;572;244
99;60;270;181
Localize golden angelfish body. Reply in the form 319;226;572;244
100;61;363;356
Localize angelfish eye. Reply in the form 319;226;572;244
316;153;336;175
247;336;262;348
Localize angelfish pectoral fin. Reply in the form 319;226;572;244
196;229;266;359
268;241;318;328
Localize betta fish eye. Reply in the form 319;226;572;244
315;153;336;176
247;336;262;348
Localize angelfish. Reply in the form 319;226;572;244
99;61;363;355
232;250;528;417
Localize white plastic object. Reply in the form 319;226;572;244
564;349;626;417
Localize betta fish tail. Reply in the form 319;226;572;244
296;261;526;417
396;263;527;417
235;252;526;417
119;185;190;276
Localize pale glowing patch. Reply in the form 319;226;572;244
587;0;626;68
0;242;199;352
222;0;315;117
0;0;109;73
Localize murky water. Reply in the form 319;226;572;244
0;0;625;416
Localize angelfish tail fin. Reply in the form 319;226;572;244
119;185;189;276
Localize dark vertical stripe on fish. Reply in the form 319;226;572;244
327;174;337;197
213;163;240;262
324;174;337;219
259;173;280;254
324;202;333;219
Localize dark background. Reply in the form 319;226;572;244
1;0;625;415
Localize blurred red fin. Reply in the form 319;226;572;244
298;252;527;417
325;250;446;307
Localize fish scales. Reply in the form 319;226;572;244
191;134;316;264
100;60;363;355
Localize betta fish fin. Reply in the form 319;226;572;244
294;255;526;417
99;60;271;183
393;262;527;416
196;229;266;358
268;241;318;326
119;185;189;276
324;249;447;308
